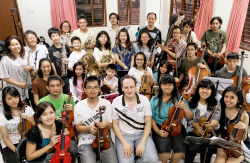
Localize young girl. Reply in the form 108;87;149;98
0;86;35;163
128;52;154;92
93;31;115;70
133;30;156;68
60;20;72;46
25;102;75;162
69;62;85;103
215;86;249;163
0;35;34;103
112;28;136;70
185;79;220;163
150;75;193;163
153;60;172;85
32;58;55;106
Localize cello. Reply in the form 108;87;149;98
18;101;33;140
161;90;186;136
231;50;250;112
51;111;72;163
92;106;110;161
61;92;75;138
101;74;111;95
182;47;209;102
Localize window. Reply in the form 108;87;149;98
75;0;107;27
170;0;201;23
240;2;250;50
118;0;140;25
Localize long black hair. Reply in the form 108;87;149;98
37;58;55;78
95;31;111;51
137;30;154;48
157;60;171;85
155;75;178;117
2;86;23;120
133;52;147;69
73;62;85;86
36;102;56;123
220;86;244;111
189;79;217;111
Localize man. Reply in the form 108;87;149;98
74;76;118;163
201;16;227;74
181;20;198;45
161;25;187;72
112;75;158;163
179;42;211;86
71;14;96;54
38;75;77;162
24;30;48;70
136;12;162;48
108;13;120;48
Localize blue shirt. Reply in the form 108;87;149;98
150;95;191;125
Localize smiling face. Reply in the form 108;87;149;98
109;14;118;25
61;22;70;33
159;64;168;74
39;106;56;126
119;32;127;43
135;54;145;67
147;13;156;26
161;83;174;95
140;33;150;45
26;34;37;47
199;87;212;100
40;60;51;76
72;40;81;50
8;38;21;54
224;91;238;109
5;94;19;108
75;65;84;77
50;33;60;44
78;18;87;30
98;34;108;46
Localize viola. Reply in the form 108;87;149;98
139;63;153;101
192;104;221;138
231;50;250;112
182;47;209;102
51;112;72;163
18;101;33;140
101;74;111;95
161;91;186;136
92;106;110;161
223;109;245;158
61;92;75;138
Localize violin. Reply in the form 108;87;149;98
192;104;221;138
51;112;72;163
139;63;153;101
182;47;209;102
231;50;250;112
223;109;245;158
82;64;88;99
61;92;75;138
101;74;111;95
92;106;110;161
18;101;33;140
161;90;186;136
206;33;225;74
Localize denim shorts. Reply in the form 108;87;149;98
152;124;186;154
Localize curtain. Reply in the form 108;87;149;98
194;0;213;40
226;0;249;52
50;0;78;31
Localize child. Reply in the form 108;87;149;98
48;27;71;94
101;64;119;94
68;36;86;71
69;62;85;103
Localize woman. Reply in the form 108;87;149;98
69;62;85;103
60;20;72;46
112;28;136;70
153;60;173;85
32;58;55;106
133;30;156;68
128;52;154;92
185;79;220;163
0;86;35;163
150;75;193;163
26;102;72;162
215;86;249;163
0;35;34;103
93;31;115;73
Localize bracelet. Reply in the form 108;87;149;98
124;66;128;70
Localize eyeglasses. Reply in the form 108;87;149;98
86;86;99;90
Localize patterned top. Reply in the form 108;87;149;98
168;38;187;68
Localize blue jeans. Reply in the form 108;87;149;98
78;139;118;163
115;131;158;163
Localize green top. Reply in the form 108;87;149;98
39;94;75;118
179;57;209;76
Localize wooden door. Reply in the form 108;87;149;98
0;0;25;45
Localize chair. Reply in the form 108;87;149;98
15;138;27;163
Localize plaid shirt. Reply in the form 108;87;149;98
168;38;187;68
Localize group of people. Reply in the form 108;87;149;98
0;11;250;163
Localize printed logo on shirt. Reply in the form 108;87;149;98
136;107;144;113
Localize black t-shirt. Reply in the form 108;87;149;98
48;44;71;76
136;26;162;44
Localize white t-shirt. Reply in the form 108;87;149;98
0;106;34;148
68;50;86;68
74;98;112;146
24;44;48;70
128;67;153;92
93;47;114;62
107;26;120;48
112;94;152;134
100;76;119;93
